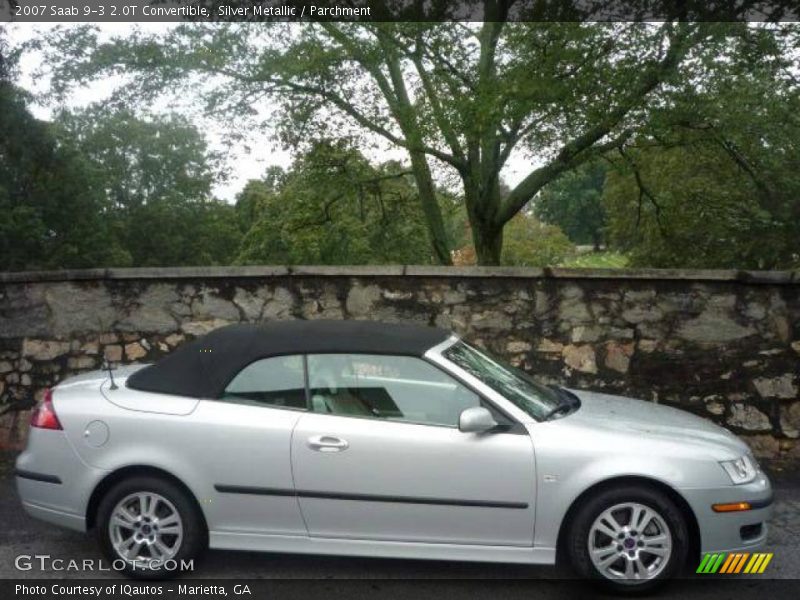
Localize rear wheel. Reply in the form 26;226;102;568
566;485;688;592
96;476;206;579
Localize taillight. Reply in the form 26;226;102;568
30;389;63;430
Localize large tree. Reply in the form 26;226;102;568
236;141;443;265
603;23;800;269
54;107;241;267
54;107;222;211
39;10;795;263
0;31;126;271
604;131;800;270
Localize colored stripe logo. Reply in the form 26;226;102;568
697;552;773;574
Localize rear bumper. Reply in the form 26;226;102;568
680;471;773;554
18;495;87;532
15;428;108;533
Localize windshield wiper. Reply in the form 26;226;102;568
542;385;580;421
541;400;571;421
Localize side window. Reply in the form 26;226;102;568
222;355;307;410
306;354;481;427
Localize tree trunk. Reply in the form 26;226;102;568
471;221;504;265
407;149;452;265
462;175;504;265
374;35;453;266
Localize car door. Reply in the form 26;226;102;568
185;354;308;537
291;353;536;547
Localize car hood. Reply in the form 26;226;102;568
561;388;749;459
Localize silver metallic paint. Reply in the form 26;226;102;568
16;335;772;569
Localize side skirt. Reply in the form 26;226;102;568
209;531;555;565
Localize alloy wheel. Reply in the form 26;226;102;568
109;491;184;566
587;502;673;581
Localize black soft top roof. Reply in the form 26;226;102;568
126;320;451;399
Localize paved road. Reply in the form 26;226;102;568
1;452;798;598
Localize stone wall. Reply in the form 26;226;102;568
1;266;798;460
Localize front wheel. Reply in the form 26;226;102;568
566;485;689;592
96;476;206;579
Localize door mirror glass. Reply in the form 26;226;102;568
458;407;498;433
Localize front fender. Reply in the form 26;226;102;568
529;422;730;549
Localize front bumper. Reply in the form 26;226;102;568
680;471;773;553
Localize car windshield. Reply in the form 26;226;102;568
443;341;562;421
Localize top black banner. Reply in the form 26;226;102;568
2;0;799;22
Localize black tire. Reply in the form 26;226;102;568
95;475;206;579
566;484;689;593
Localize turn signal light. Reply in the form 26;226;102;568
30;389;63;430
712;502;752;513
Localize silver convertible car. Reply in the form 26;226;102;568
16;321;771;590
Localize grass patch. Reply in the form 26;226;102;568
560;251;629;268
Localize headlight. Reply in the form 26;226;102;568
720;455;758;485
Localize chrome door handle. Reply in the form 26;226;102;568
308;435;349;453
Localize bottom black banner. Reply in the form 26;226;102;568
3;579;800;600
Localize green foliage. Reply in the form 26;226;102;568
8;21;799;269
501;215;575;267
604;142;799;270
117;195;242;268
603;26;800;270
236;141;437;265
0;24;12;81
55;107;241;267
534;161;607;248
55;108;221;211
0;84;126;271
41;21;788;264
0;84;241;271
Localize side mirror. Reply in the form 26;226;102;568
459;407;499;433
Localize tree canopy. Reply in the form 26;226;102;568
603;23;800;269
55;107;241;267
0;80;242;269
533;161;607;249
0;84;126;271
1;15;797;270
37;14;799;264
235;141;451;265
500;214;574;267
